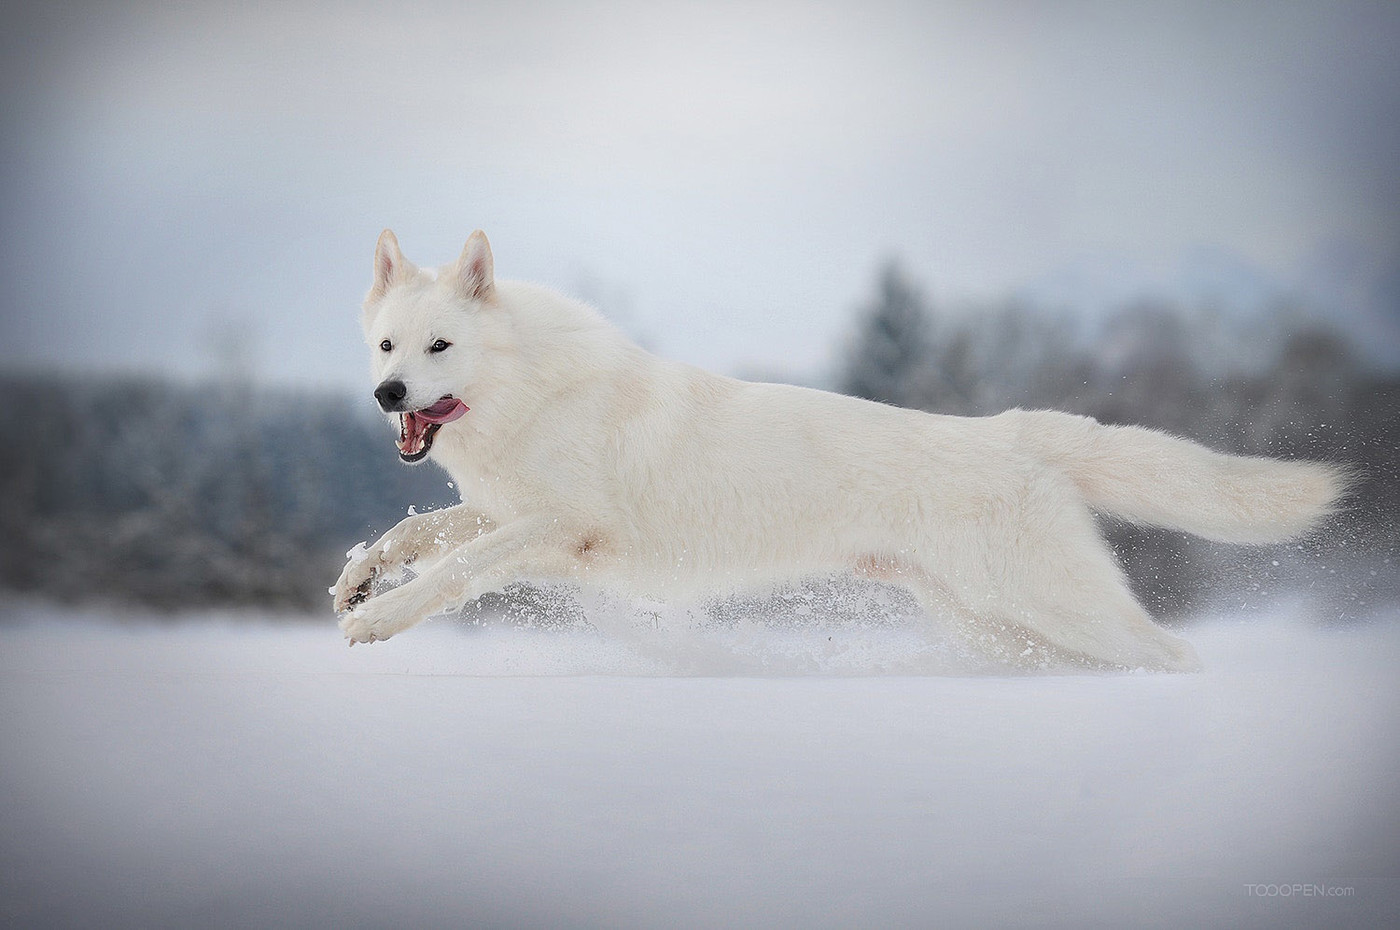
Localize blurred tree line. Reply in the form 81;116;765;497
0;268;1394;619
0;379;454;610
841;262;1398;618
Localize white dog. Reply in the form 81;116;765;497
333;230;1347;671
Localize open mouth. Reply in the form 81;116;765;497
396;396;469;462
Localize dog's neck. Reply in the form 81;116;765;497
431;280;646;513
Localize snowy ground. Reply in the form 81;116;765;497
2;598;1397;929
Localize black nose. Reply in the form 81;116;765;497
374;380;407;412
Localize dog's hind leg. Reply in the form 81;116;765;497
906;558;1199;672
982;496;1201;672
898;571;1021;668
1007;486;1202;671
906;479;1201;672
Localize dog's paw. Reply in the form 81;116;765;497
331;537;422;612
332;542;387;612
339;598;403;646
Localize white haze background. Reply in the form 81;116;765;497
1;0;1397;387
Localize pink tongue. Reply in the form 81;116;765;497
415;397;469;424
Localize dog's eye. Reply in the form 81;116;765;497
430;339;451;353
379;339;392;352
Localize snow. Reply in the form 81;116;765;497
2;601;1397;928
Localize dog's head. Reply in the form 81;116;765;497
361;229;494;463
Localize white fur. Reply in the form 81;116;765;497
334;230;1349;671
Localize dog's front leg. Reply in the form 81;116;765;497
332;504;496;612
339;516;573;645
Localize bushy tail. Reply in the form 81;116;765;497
1013;410;1352;544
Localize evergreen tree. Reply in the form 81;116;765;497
840;261;932;408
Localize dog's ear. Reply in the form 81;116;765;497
452;230;495;302
368;229;415;301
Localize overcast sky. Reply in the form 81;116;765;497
1;0;1397;392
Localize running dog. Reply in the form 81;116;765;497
333;229;1347;670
